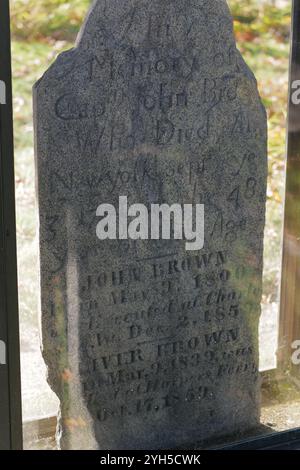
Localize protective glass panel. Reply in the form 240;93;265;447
13;0;300;450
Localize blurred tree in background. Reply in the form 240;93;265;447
10;0;291;332
11;0;90;40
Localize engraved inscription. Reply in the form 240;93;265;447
35;0;267;450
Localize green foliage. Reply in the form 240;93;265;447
11;0;91;40
230;0;290;39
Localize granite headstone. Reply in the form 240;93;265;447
34;0;267;449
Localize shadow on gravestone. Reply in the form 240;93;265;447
34;0;267;450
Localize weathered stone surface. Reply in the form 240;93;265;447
34;0;267;450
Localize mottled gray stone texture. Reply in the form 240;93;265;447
34;0;267;450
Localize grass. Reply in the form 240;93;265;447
11;1;290;332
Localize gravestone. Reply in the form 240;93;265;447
34;0;267;450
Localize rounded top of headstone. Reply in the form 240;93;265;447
76;0;233;50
